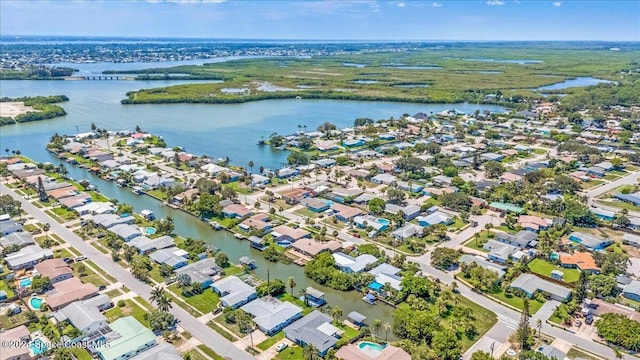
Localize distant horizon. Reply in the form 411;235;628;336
2;1;638;42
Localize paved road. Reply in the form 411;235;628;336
0;183;255;360
586;170;640;198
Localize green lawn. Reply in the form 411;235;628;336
527;258;580;283
533;148;548;155
69;348;92;360
168;283;220;313
105;299;150;328
581;179;605;190
53;248;73;259
257;331;285;350
455;295;498;350
223;265;247;277
463;231;493;252
106;289;122;298
277;293;315;315
72;262;109;287
275;345;302;360
197;345;226;360
490;290;545;314
598;200;640;212
294;208;319;218
448;217;467;231
603;174;621;181
0;311;33;329
207;320;237;341
566;347;603;360
0;280;16;298
52;206;79;220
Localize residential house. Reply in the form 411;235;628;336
59;193;92;209
481;153;505;162
251;174;270;187
239;214;272;234
489;202;525;214
128;235;175;255
459;255;506;278
517;215;551;232
392;223;422;241
4;244;53;270
592;208;616;221
96;317;157;360
371;174;396;185
281;188;309;204
396;180;423;193
172;188;199;204
622;233;640;247
384;204;421;221
416;212;453;227
568;232;613;251
47;277;99;310
483;240;519;264
328;188;363;203
300;198;331;213
109;224;142;242
332;204;363;222
56;295;110;335
0;232;35;251
335;343;411;360
560;252;600;274
509;274;572;302
332;253;377;273
495;230;537;248
34;258;73;283
291;240;341;258
222;203;253;219
0;220;23;237
271;225;311;243
312;159;336;168
248;236;267;251
211;276;258;309
75;202;115;216
89;214;135;229
240;298;303;335
149;248;189;269
284;310;340;357
368;263;403;291
622;280;640;302
432;175;453;187
353;216;389;232
174;258;222;288
1;325;31;360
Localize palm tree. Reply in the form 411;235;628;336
248;161;254;175
382;322;391;342
331;305;343;322
536;319;542;338
299;288;309;306
287;276;296;297
150;285;172;312
372;319;382;338
4;148;9;157
42;223;50;239
302;344;320;360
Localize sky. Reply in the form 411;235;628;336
1;0;639;41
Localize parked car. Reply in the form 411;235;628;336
275;343;288;352
471;221;479;227
585;315;594;325
98;285;107;291
75;256;87;262
573;319;582;327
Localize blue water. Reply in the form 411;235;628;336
464;58;543;65
385;66;441;70
359;341;385;351
536;77;614;91
145;227;157;235
322;200;335;206
29;338;49;355
353;80;378;84
30;297;43;310
19;278;32;287
377;218;390;226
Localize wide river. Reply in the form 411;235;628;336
1;60;506;330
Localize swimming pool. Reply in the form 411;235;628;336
19;278;32;287
322;199;335;206
358;341;385;357
145;227;156;235
377;218;390;226
29;338;49;355
30;297;44;310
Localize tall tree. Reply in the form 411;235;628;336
37;176;48;202
287;276;296;297
516;299;533;351
574;270;588;302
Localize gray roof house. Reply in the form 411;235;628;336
622;233;640;247
368;263;403;291
384;204;421;220
129;343;182;360
0;220;23;237
90;214;136;229
212;276;258;309
110;224;142;242
568;232;613;251
332;253;378;274
392;223;422;241
240;297;303;335
148;248;188;269
4;244;54;270
371;173;397;185
128;235;175;254
483;240;519;264
538;345;567;360
57;296;110;334
284;310;340;356
510;274;572;302
495;230;537;248
622;280;640;302
174;258;222;287
0;232;35;250
459;254;506;278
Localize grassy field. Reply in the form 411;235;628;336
72;262;109;287
207;320;237;341
490;290;545;314
275;345;303;360
105;299;150;328
196;345;226;360
168;283;220;313
527;258;580;283
598;200;640;212
120;47;634;106
0;279;16;298
256;331;285;350
463;231;494;252
294;207;319;219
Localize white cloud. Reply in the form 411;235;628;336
397;2;405;7
431;2;443;7
486;0;505;5
552;1;562;6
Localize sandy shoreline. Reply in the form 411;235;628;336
0;102;39;118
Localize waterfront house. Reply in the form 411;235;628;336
222;203;253;219
560;252;600;274
47;186;79;200
240;214;271;233
174;258;222;288
172;188;199;204
211;276;258;309
35;258;73;283
47;277;99;310
148;247;188;269
284;310;340;357
4;244;53;270
96;317;157;360
291;239;341;258
277;168;299;179
110;224;142;242
304;287;326;307
59;193;92;209
128;235;175;254
75;202;115;216
347;311;366;327
248;236;267;251
568;232;613;251
495;230;537;249
0;232;35;251
509;274;571;302
89;214;135;229
623;280;640;302
332;253;377;273
271;225;310;242
240;297;303;336
416;212;453;227
368;263;403;291
353;215;389;232
459;255;506;278
392;223;422;241
1;325;31;360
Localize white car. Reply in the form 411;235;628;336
275;343;288;352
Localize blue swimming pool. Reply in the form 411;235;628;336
377;218;390;226
29;338;49;355
30;297;44;310
145;227;156;235
322;199;335;206
358;341;385;357
19;278;32;287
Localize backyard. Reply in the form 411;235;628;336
528;258;580;283
168;283;220;314
105;299;150;328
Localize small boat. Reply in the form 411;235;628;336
233;233;245;239
362;293;377;305
209;221;222;230
116;179;127;187
131;186;144;195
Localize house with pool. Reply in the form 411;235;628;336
332;253;378;274
353;216;389;233
335;342;411;360
416;212;453;228
567;232;613;251
55;294;111;335
34;258;73;283
174;258;222;289
368;263;403;292
2;325;31;360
